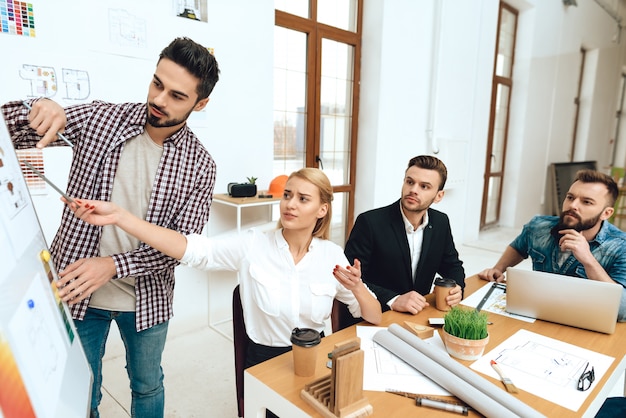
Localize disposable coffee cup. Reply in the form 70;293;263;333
434;277;456;311
290;327;321;377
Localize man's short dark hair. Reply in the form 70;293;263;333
159;37;220;100
407;155;448;191
574;169;618;207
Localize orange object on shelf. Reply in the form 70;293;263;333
268;175;288;197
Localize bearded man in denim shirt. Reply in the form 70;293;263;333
479;169;626;321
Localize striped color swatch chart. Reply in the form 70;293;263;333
0;0;35;37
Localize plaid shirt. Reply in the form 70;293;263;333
3;99;216;331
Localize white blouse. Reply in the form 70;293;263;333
181;228;373;346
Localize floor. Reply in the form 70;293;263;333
96;227;624;417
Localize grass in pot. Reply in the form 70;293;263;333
442;306;490;361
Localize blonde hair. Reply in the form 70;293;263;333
276;168;334;239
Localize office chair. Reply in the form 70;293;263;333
232;285;249;418
596;397;626;418
331;298;362;332
234;288;360;417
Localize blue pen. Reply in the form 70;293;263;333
22;101;74;148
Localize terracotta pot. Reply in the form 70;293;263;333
441;328;489;361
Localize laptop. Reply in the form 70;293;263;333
505;267;622;334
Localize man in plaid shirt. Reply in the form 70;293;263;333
2;37;219;418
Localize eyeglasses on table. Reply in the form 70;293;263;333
577;362;595;392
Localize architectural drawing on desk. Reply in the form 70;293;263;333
370;339;423;376
108;8;147;48
19;64;57;97
61;69;90;101
481;287;507;315
496;341;588;387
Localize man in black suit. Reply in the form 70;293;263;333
345;155;465;314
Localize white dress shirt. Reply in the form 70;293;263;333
387;204;430;309
401;206;429;283
182;228;374;346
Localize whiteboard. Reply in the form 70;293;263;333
0;116;91;418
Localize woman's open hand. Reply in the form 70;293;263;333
61;197;120;226
333;258;363;291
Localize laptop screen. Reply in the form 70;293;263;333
505;267;621;334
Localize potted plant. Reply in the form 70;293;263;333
441;306;490;361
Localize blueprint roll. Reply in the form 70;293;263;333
373;325;545;418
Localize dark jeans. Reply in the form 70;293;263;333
77;308;168;418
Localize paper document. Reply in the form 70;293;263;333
356;326;451;396
461;281;535;322
471;329;615;411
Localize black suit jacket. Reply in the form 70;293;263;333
344;200;465;311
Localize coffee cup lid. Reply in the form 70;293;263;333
434;277;456;287
290;327;321;347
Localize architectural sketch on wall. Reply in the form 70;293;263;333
0;0;35;37
175;0;208;23
108;8;147;49
18;65;91;101
19;64;57;98
61;68;90;100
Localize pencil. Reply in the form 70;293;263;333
490;359;519;393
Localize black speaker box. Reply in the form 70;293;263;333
228;182;257;198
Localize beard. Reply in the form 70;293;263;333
556;209;603;232
146;103;194;128
401;194;437;214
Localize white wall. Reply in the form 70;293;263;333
358;0;499;242
359;0;626;243
500;0;626;227
2;0;626;329
0;0;275;334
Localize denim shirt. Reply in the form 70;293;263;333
510;215;626;321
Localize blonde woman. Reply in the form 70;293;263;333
60;168;382;367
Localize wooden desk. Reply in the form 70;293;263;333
244;276;626;417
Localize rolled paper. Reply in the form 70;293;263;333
373;324;545;418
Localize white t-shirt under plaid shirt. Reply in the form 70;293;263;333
2;99;217;331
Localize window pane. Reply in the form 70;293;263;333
317;0;358;32
330;192;348;246
274;26;307;73
273;110;305;174
320;39;354;185
491;84;510;173
496;8;516;78
485;177;502;225
274;27;308;177
275;0;309;19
